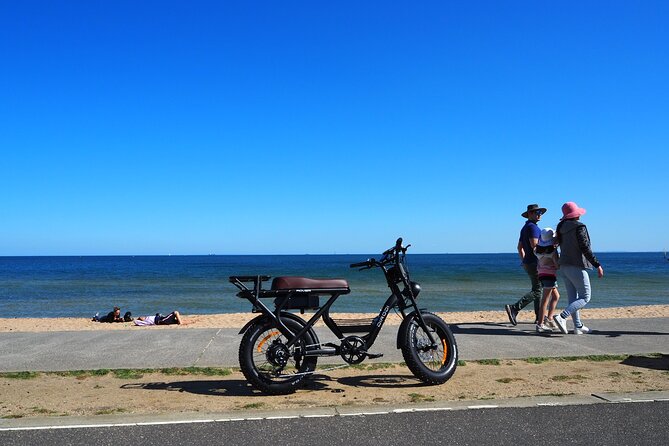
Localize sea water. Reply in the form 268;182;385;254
0;253;667;318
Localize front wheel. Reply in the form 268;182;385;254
239;316;318;395
400;312;458;384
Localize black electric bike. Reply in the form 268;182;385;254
230;238;458;395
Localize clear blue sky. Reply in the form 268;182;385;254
1;1;667;255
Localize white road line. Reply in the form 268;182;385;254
0;423;135;431
414;407;453;412
136;420;214;426
2;396;665;432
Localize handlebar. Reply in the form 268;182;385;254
351;237;412;270
382;237;410;257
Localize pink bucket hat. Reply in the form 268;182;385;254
561;202;586;220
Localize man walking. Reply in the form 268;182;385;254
505;204;545;325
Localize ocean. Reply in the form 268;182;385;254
0;253;667;318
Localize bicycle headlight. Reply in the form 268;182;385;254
403;281;421;299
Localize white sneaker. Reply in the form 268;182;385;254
536;324;551;333
545;318;557;330
574;325;590;335
553;314;568;334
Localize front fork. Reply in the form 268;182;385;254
396;308;440;350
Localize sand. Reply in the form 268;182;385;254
1;356;667;419
1;304;668;333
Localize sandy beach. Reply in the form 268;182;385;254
1;305;668;333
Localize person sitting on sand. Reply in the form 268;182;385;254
93;306;131;323
133;310;187;326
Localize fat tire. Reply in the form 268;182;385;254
239;316;317;395
400;311;458;384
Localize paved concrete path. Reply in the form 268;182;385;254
1;317;667;372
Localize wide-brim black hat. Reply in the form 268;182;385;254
521;204;547;218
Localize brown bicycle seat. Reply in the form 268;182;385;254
271;276;349;290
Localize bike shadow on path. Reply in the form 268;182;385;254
336;374;428;389
120;374;422;396
121;378;330;397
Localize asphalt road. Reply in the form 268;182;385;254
1;317;667;372
1;400;667;445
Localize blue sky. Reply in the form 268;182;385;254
1;1;667;255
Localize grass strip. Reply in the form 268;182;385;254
475;359;501;366
0;354;661;379
525;354;634;364
53;369;111;378
0;367;232;380
0;372;40;380
159;367;232;376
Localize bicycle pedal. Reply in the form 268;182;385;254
365;352;384;359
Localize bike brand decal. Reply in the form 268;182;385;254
377;305;390;327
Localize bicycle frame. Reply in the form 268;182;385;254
230;238;439;359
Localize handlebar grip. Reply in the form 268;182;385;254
350;261;369;268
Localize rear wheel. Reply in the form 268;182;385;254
239;316;318;395
400;312;458;384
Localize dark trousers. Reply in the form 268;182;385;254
513;263;542;320
156;312;177;325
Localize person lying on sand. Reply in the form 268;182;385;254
133;310;188;326
93;306;132;323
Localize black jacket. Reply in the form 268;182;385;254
557;220;601;269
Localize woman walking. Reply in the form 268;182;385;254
553;202;604;334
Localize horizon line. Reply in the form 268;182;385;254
0;250;665;258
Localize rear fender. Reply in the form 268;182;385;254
238;315;269;335
238;312;320;345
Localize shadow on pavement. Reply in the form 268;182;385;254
121;380;259;397
589;330;669;338
451;323;669;338
451;322;536;336
121;377;330;396
336;374;427;389
621;354;669;371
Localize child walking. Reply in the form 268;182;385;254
535;228;560;333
